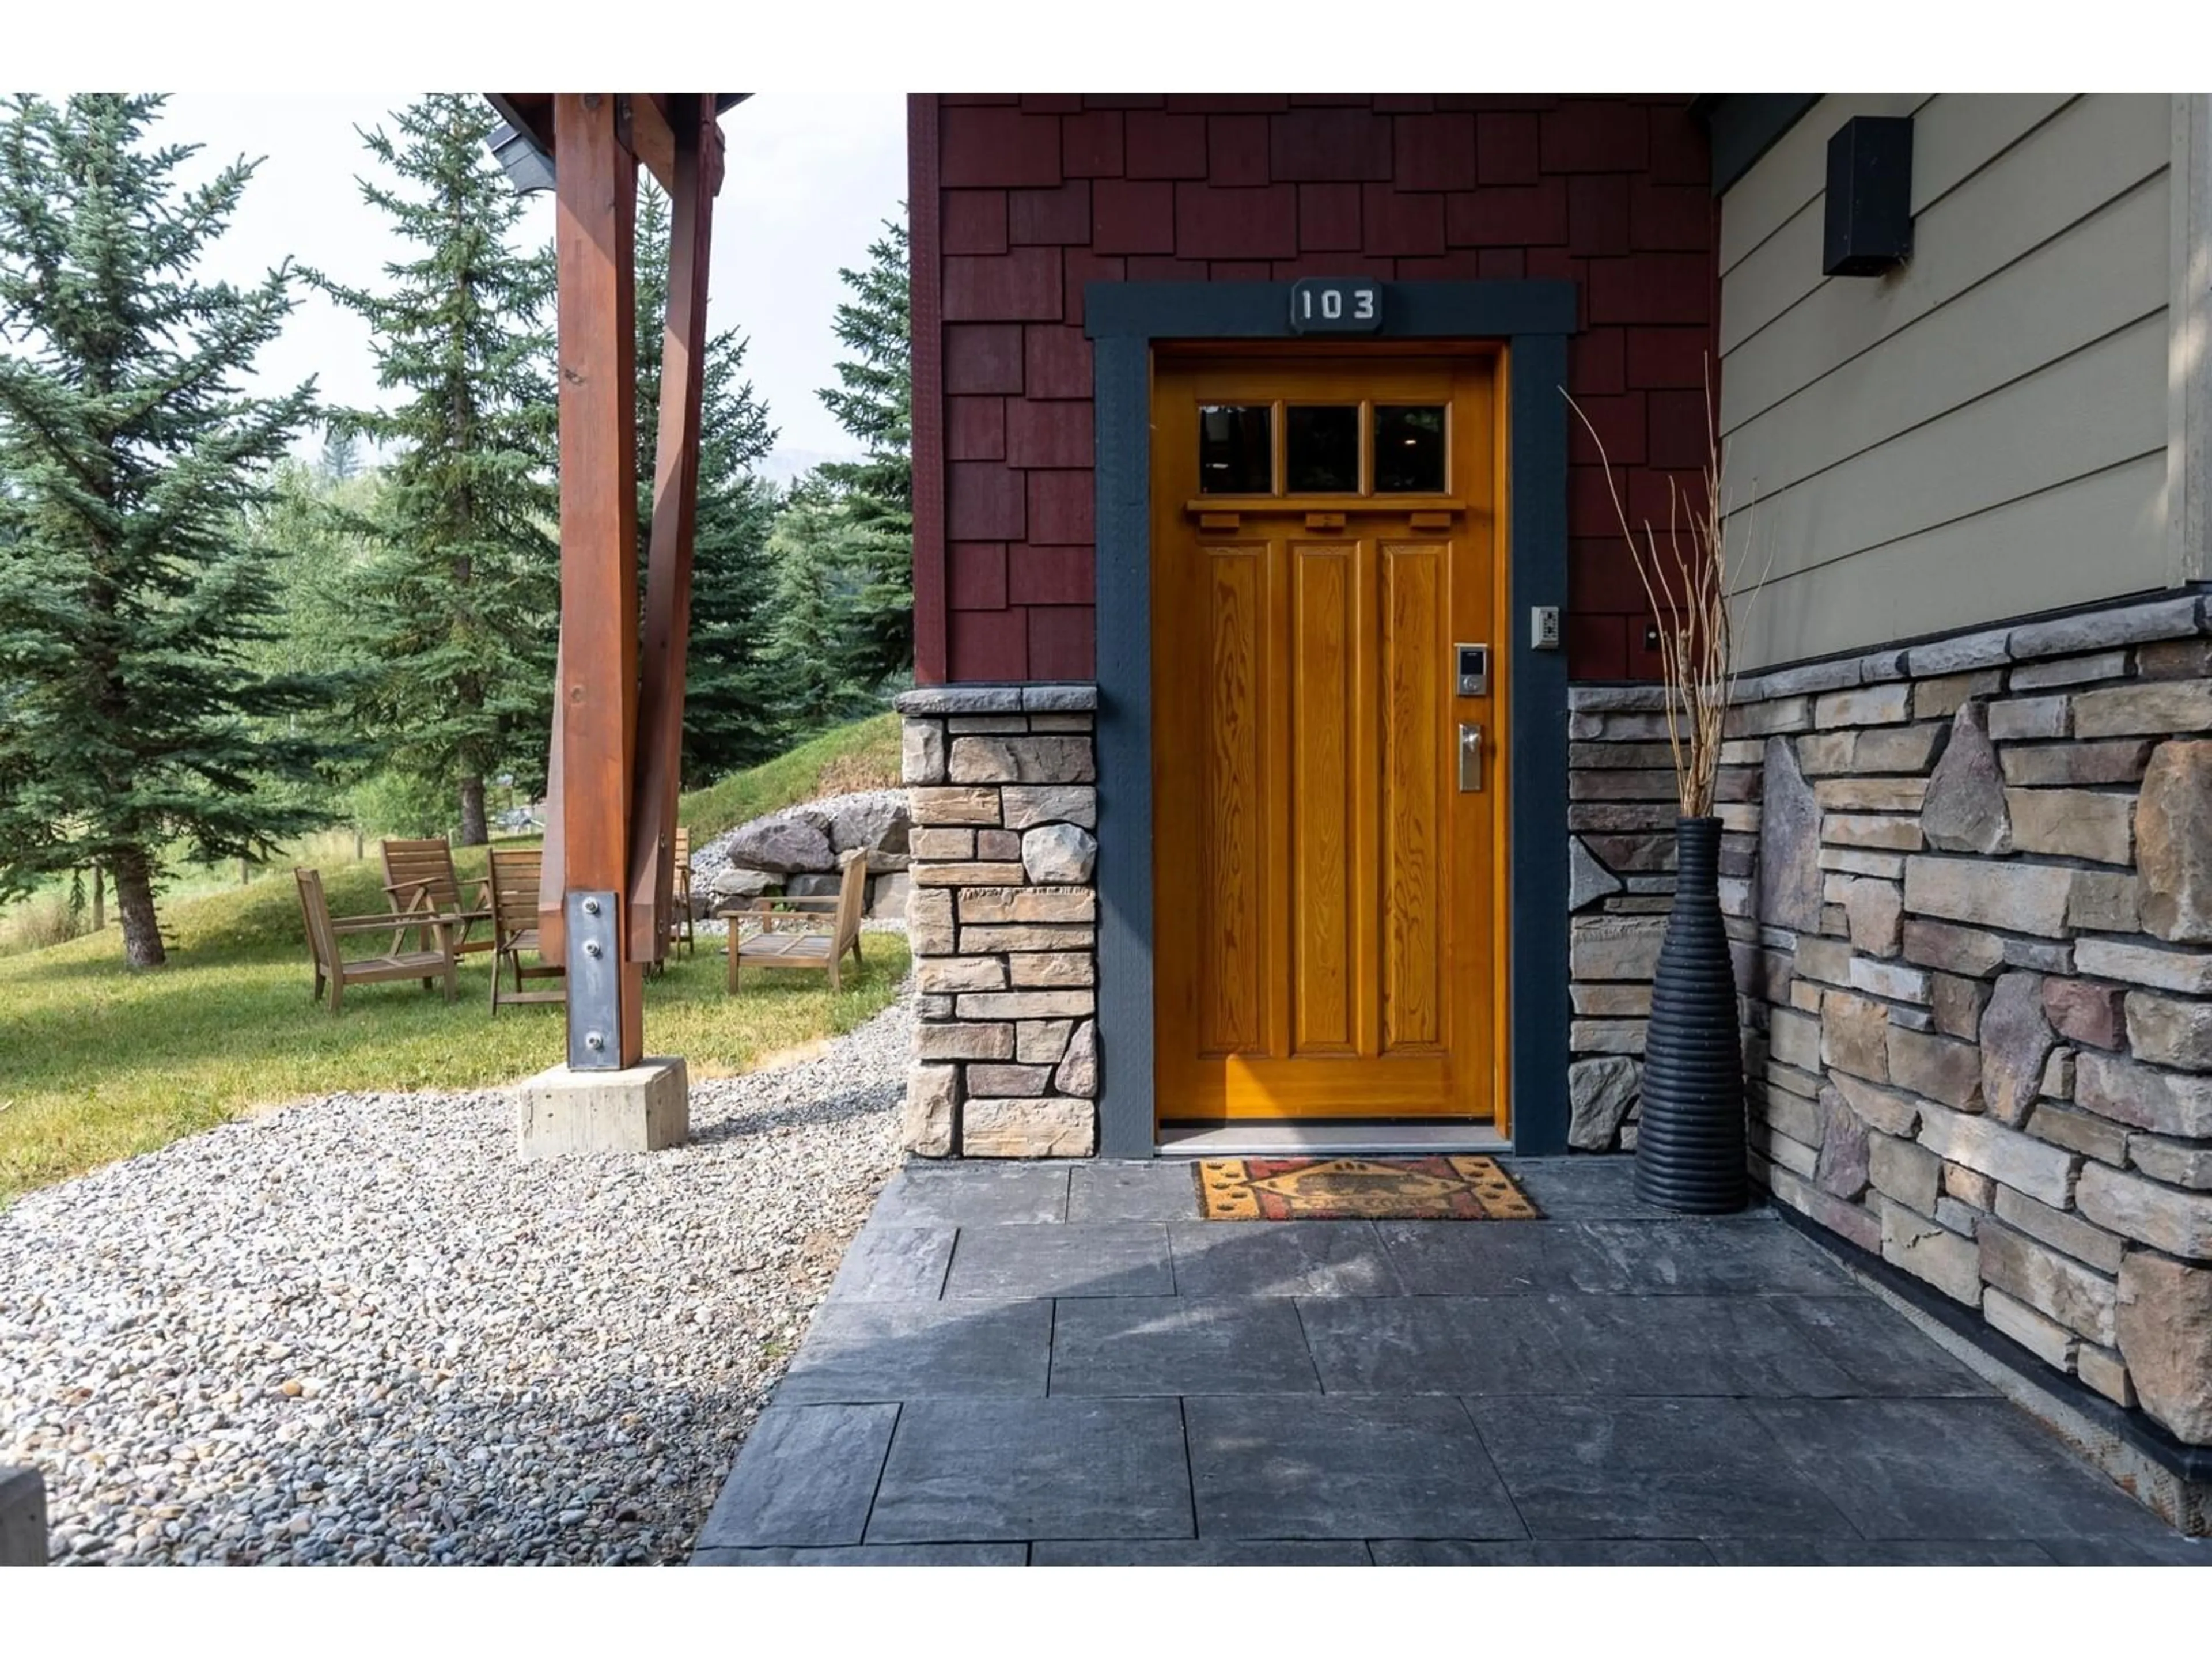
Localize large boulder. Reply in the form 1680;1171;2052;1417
706;865;778;902
725;814;833;874
868;872;912;919
826;792;911;857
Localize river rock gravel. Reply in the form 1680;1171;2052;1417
0;994;913;1566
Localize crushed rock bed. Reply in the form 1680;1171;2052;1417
0;995;913;1566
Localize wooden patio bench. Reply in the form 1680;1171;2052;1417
486;846;566;1013
294;867;457;1013
719;850;867;993
380;837;495;959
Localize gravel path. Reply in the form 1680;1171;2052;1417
0;993;914;1565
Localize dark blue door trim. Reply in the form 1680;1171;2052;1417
1085;280;1574;1158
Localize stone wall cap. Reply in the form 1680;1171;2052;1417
1566;684;1673;712
896;683;1099;715
1021;684;1100;711
1701;593;2209;709
1734;656;1866;703
895;686;1027;715
2007;593;2207;662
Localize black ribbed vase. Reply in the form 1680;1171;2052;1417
1633;816;1749;1214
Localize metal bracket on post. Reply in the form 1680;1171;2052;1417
566;889;622;1071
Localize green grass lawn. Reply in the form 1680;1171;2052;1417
0;714;912;1206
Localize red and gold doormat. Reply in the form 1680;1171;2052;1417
1194;1156;1543;1221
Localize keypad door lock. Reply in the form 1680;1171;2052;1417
1455;643;1490;698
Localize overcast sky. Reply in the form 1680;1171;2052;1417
162;92;908;480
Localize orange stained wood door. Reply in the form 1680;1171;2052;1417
1151;351;1508;1127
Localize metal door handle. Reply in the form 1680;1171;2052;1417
1459;723;1484;792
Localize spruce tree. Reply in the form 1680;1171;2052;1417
0;95;327;967
319;423;362;482
762;475;868;735
306;94;558;846
815;214;912;689
632;184;785;782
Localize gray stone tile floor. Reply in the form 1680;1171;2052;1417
694;1157;2212;1566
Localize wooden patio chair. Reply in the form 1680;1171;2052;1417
720;850;868;994
486;846;566;1013
667;825;695;959
380;838;495;959
294;867;456;1014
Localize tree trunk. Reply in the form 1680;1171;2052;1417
458;775;489;847
92;863;104;931
111;847;166;969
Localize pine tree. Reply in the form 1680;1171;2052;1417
815;213;912;690
319;423;362;482
0;95;327;967
631;184;785;781
762;475;869;734
306;94;558;846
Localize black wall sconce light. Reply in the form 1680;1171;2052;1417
1824;115;1915;276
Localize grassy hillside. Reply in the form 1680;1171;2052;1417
0;715;912;1205
678;711;900;839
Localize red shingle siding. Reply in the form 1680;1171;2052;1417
910;93;1717;684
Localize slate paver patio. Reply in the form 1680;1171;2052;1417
692;1157;2212;1566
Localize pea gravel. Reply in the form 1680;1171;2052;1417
0;991;914;1566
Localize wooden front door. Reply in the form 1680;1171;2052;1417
1151;350;1508;1129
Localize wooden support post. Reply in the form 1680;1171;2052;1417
627;96;721;964
550;92;643;1067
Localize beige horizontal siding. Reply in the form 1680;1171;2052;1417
1736;453;2171;666
1715;93;2176;671
1910;93;2076;213
1726;173;2168;503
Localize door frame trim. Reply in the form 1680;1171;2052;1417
1086;280;1576;1158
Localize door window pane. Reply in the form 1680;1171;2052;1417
1198;404;1272;494
1285;404;1361;493
1374;404;1447;493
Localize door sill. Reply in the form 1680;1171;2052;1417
1156;1120;1512;1157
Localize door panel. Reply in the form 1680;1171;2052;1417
1381;540;1445;1056
1200;541;1266;1058
1291;541;1355;1057
1152;350;1506;1129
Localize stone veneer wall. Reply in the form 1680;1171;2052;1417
1568;590;2212;1449
895;683;1101;1159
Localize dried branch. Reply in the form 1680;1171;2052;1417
1563;357;1764;819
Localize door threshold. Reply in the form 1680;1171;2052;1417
1156;1122;1512;1157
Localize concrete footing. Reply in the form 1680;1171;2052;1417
2;1464;48;1566
516;1057;690;1160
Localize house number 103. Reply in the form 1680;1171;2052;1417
1289;277;1383;334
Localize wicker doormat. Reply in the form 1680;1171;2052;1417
1194;1156;1543;1221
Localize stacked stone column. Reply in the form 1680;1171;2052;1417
896;684;1100;1159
